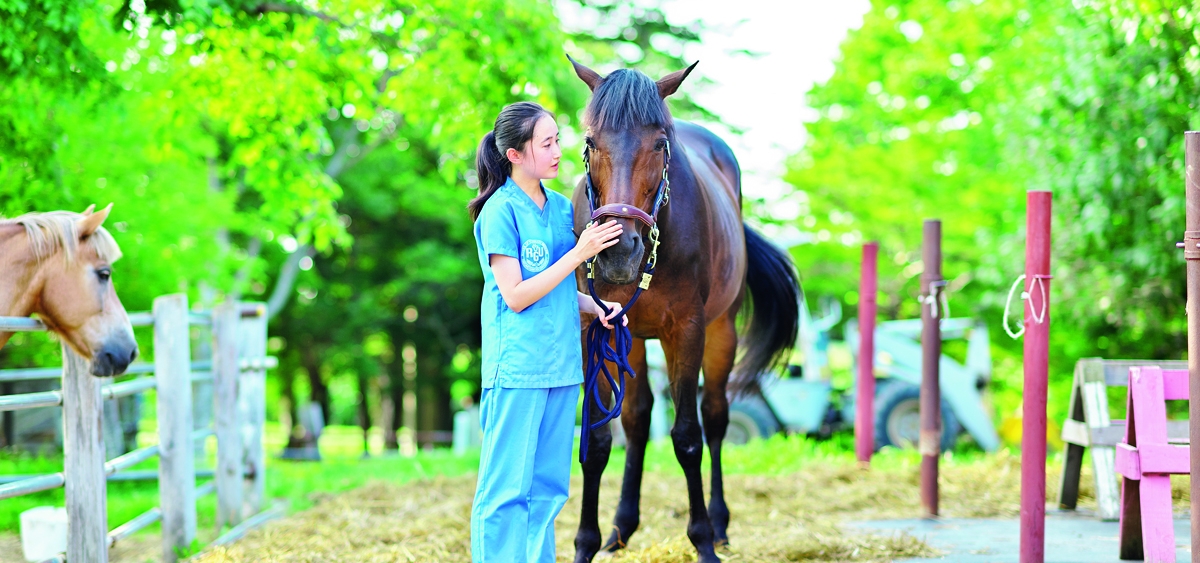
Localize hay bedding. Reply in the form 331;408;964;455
0;452;1187;562
192;470;938;563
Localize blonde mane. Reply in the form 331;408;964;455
1;211;123;264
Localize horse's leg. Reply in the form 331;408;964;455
574;363;614;563
700;312;737;547
664;322;720;563
603;338;650;552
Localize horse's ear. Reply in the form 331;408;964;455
81;204;96;216
78;203;112;238
656;61;699;99
566;53;603;92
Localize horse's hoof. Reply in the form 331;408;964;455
714;538;730;549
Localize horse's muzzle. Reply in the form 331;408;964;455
597;228;645;285
91;338;139;377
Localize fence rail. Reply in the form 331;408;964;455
0;295;275;562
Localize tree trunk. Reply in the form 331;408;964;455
356;369;371;456
381;329;406;451
301;345;330;426
281;359;303;450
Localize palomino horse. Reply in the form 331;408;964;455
568;57;801;563
0;204;138;376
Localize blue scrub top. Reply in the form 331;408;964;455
474;177;583;389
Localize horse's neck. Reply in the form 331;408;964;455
0;224;42;318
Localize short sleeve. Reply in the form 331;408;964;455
477;199;519;258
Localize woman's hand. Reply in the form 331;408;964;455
593;299;628;329
572;221;623;263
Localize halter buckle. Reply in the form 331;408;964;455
647;225;661;269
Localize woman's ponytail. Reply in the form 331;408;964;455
468;131;511;220
467;101;551;221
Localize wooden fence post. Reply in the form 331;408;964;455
238;303;267;519
155;293;196;562
1019;191;1052;563
920;220;943;517
192;323;214;468
1184;131;1200;562
855;241;879;466
62;346;107;563
214;302;243;528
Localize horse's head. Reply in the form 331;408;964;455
23;205;138;376
570;55;697;285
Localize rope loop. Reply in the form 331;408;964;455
1028;275;1049;324
1002;275;1026;339
1001;274;1049;339
919;280;950;319
580;268;649;463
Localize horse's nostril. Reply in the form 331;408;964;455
129;348;139;363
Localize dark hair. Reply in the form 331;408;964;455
468;101;551;220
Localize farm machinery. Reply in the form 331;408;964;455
629;299;1000;452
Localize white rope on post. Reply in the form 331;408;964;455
1028;275;1050;324
1002;274;1050;340
1003;275;1027;339
919;281;950;320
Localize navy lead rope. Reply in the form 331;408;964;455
578;142;668;463
580;256;656;463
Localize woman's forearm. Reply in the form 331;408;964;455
494;250;585;312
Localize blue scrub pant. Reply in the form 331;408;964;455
471;384;580;563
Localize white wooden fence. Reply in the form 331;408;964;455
0;293;280;562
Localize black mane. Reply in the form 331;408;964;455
585;69;673;133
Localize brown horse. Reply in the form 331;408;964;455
568;57;801;563
0;204;138;376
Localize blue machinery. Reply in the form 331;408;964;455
633;300;1000;452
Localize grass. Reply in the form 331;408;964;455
0;424;482;536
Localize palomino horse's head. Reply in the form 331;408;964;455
3;205;138;376
569;55;697;285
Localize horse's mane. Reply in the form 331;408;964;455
1;211;122;263
585;69;673;133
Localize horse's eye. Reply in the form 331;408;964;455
654;139;668;151
96;268;111;282
585;137;596;149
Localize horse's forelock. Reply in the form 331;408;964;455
3;211;123;264
585;69;673;133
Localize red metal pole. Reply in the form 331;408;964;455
856;241;879;466
1020;190;1052;563
920;221;942;517
1183;132;1200;559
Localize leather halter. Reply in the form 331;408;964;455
583;140;671;228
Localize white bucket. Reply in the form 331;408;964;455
19;506;67;562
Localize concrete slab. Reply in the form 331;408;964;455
853;511;1191;562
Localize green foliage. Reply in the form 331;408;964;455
1029;1;1197;359
786;0;1200;433
782;0;1055;321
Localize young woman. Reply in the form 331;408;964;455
468;101;625;563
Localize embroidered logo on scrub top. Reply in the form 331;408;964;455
521;240;549;272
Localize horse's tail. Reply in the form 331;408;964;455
732;224;802;393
